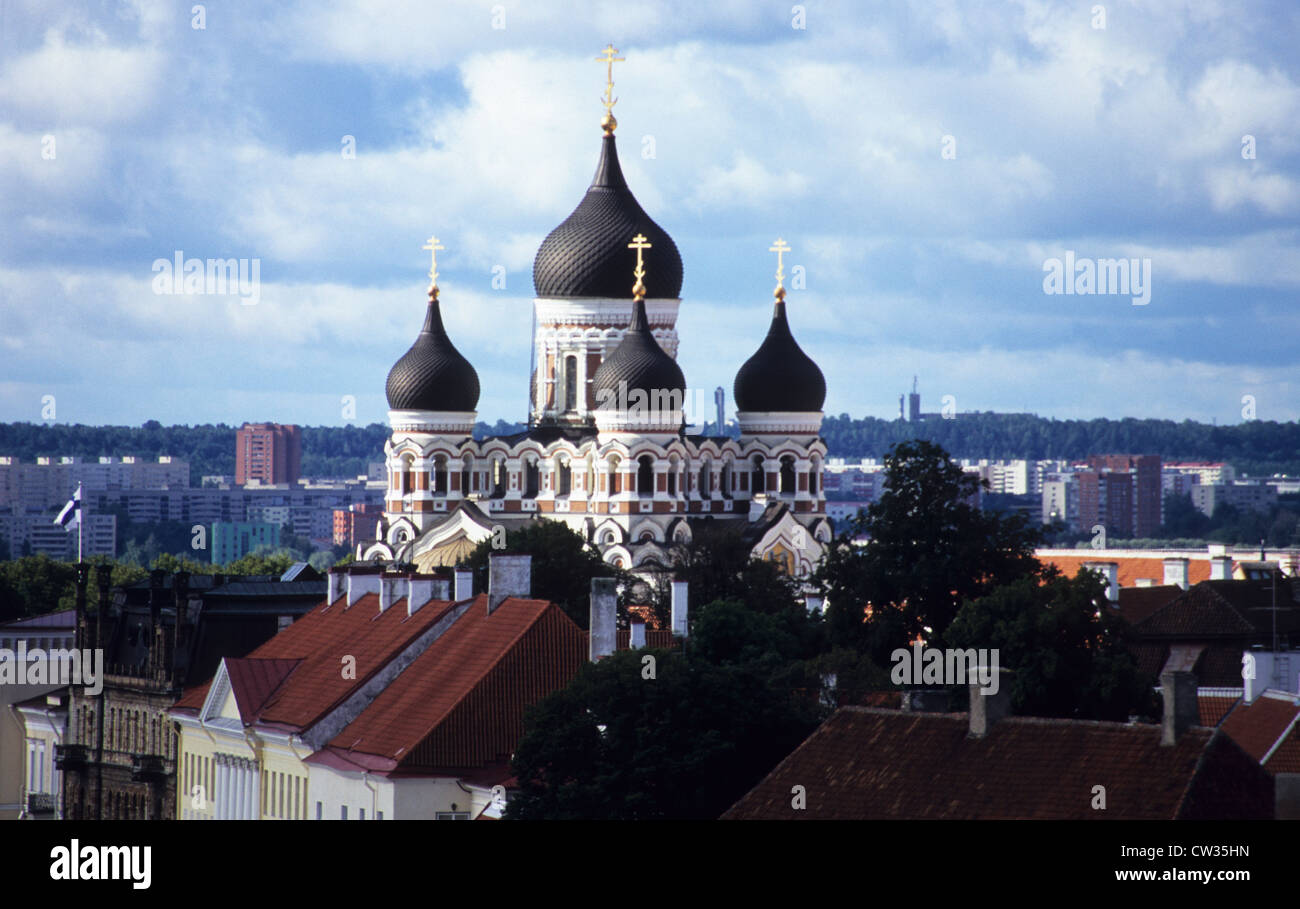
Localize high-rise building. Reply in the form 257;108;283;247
235;423;302;486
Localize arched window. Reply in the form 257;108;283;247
667;459;678;496
563;355;578;411
433;455;448;496
698;461;711;497
524;457;539;498
720;461;732;499
809;462;819;495
751;455;766;494
557;458;572;497
490;457;506;498
607;456;620;495
399;455;414;495
637;456;655;497
461;456;472;495
780;456;796;495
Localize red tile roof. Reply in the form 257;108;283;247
225;658;300;723
722;707;1274;820
1116;585;1184;625
1198;693;1240;727
1219;692;1300;763
173;592;456;731
324;596;585;771
1264;729;1300;775
1042;556;1214;590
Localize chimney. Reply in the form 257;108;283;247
748;493;768;522
589;577;617;661
378;573;403;612
407;574;434;615
1160;670;1198;746
968;669;1013;738
1163;557;1189;590
454;568;473;601
629;618;646;649
804;594;825;615
1209;556;1232;580
327;569;344;604
1082;561;1119;603
671;581;689;637
902;689;950;713
488;554;531;613
346;570;381;606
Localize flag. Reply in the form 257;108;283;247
54;484;81;531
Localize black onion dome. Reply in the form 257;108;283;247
385;295;480;412
733;300;826;412
533;134;683;299
593;298;686;407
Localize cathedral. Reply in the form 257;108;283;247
359;48;831;577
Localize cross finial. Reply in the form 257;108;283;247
422;235;445;299
769;237;791;301
628;232;652;300
596;43;624;134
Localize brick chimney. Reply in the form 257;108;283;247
488;554;531;613
589;577;617;661
968;669;1013;738
1160;670;1198;746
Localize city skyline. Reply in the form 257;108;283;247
3;1;1299;428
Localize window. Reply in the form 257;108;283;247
667;463;677;496
637;456;654;497
433;456;448;496
557;460;572;497
435;811;471;820
341;805;348;820
721;462;732;499
377;810;384;820
359;808;366;820
698;462;711;497
524;458;539;498
563;355;578;411
490;458;506;498
752;456;766;494
316;801;323;821
780;456;796;495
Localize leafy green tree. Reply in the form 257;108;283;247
506;648;821;820
667;520;804;619
945;568;1157;721
464;521;622;630
816;439;1043;659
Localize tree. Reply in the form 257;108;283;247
506;648;821;820
667;520;804;619
463;521;622;630
945;568;1157;721
816;439;1043;658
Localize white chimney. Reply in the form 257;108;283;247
1082;561;1119;603
327;570;344;604
378;574;401;612
630;619;646;649
1163;558;1190;590
589;578;617;661
488;554;531;613
968;669;1013;738
454;568;473;601
1209;556;1233;580
407;575;433;615
347;571;382;606
671;581;689;637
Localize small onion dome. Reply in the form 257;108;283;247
733;298;825;413
385;290;480;412
533;134;683;299
592;297;686;411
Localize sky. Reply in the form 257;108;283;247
1;0;1297;429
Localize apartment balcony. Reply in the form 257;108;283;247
27;792;56;816
54;744;88;770
130;754;168;782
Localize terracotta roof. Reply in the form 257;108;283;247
323;596;586;772
1041;556;1213;589
1219;692;1300;763
1264;729;1300;774
225;658;300;723
722;707;1273;820
173;591;456;731
1116;586;1184;625
1198;692;1241;727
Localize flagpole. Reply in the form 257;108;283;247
77;482;83;564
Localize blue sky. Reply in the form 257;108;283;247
1;0;1297;428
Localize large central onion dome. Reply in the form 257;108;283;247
734;296;826;413
385;289;480;412
533;134;683;299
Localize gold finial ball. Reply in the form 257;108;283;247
774;284;787;302
632;279;646;298
428;282;440;301
601;111;617;134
